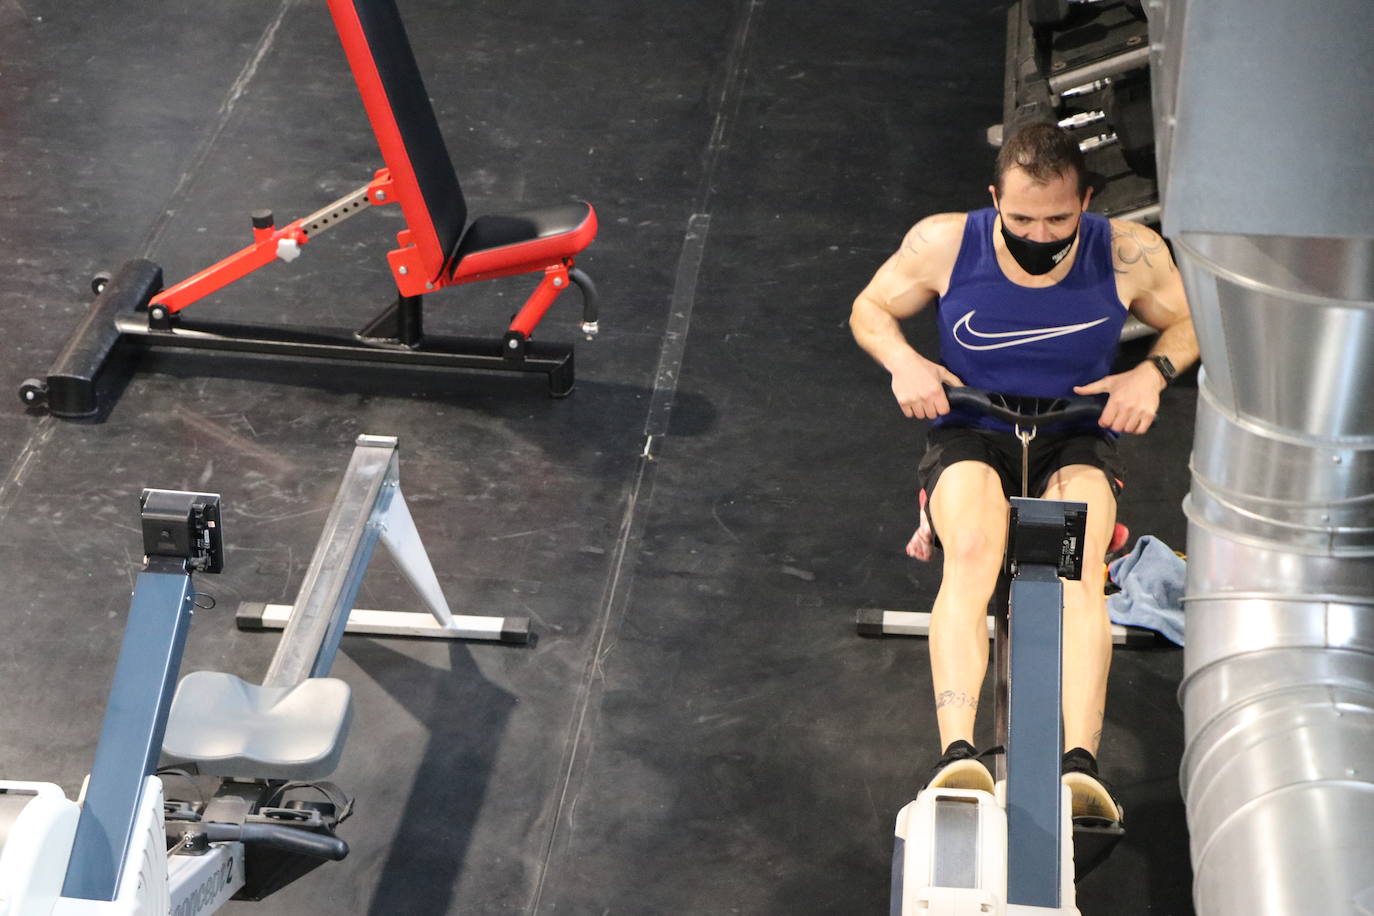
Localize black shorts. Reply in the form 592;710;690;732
916;424;1124;522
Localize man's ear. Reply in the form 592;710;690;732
1081;185;1094;210
988;185;1000;210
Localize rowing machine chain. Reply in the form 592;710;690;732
1015;424;1038;499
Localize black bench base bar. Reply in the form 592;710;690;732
111;316;576;397
23;258;575;418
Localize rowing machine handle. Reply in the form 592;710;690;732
944;386;1107;428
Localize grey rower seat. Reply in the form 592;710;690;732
161;671;353;781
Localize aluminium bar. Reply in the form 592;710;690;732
261;436;397;688
1004;564;1065;909
61;559;195;901
857;609;1152;646
241;603;530;643
299;184;374;239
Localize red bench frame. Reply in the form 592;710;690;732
147;0;597;347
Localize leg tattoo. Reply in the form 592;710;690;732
936;690;977;710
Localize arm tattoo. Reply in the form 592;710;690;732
1111;223;1167;276
905;222;933;257
936;690;977;710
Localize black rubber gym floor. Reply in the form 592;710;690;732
0;1;1195;912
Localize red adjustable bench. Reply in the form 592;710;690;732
22;0;599;418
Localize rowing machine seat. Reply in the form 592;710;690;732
161;671;353;782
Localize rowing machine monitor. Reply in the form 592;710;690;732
1006;497;1088;580
139;489;224;574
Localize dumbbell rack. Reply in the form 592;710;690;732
996;0;1159;227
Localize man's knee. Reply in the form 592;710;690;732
1043;465;1117;550
942;526;1000;572
1041;464;1114;503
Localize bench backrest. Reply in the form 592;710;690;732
328;0;466;280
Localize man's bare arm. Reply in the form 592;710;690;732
849;214;965;418
1075;221;1200;433
1115;221;1200;373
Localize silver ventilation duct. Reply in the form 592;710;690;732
1151;1;1374;913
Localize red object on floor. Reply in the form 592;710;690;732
149;0;599;350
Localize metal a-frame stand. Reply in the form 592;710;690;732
236;434;528;651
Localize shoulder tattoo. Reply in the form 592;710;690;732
905;221;934;256
1111;223;1168;276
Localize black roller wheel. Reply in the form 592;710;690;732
91;271;112;296
18;377;47;408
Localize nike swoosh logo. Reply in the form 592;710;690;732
951;310;1109;351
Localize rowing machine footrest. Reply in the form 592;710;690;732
1071;815;1125;881
161;672;352;781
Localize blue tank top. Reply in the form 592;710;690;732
934;208;1125;431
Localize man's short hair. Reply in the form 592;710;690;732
995;123;1089;197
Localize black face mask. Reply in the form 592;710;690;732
998;213;1078;276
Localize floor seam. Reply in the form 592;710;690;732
0;415;54;531
138;0;298;258
1;3;296;540
526;2;763;911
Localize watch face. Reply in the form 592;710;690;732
1153;355;1177;381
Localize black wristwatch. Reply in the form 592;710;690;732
1146;354;1178;385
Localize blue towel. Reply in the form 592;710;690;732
1108;535;1186;646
